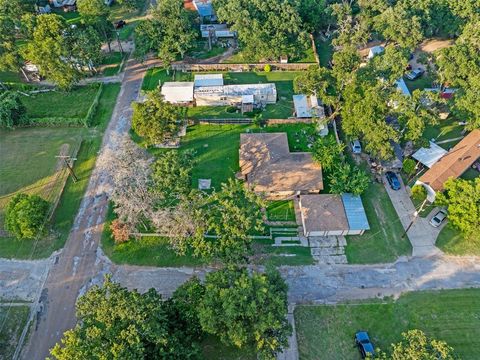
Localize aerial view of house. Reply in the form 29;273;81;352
1;1;480;359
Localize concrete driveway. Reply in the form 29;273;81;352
383;175;443;257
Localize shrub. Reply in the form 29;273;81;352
5;193;49;239
225;106;237;113
411;185;427;201
110;219;130;243
402;158;416;176
264;64;271;72
0;91;29;128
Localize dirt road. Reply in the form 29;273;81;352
21;57;149;360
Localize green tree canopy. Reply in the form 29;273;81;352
134;0;196;64
23;14;80;89
198;267;291;360
328;162;370;196
311;136;344;171
436;177;480;235
49;276;203;360
213;0;309;61
4;193;49;239
0;91;28;128
132;91;184;146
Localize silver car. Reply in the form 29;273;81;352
351;140;362;154
429;210;447;227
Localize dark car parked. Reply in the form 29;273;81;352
385;171;401;190
355;331;375;359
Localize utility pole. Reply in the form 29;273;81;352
402;197;428;239
56;155;78;183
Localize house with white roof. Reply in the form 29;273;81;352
161;82;194;104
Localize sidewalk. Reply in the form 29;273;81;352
277;305;299;360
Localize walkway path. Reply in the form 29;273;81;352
382;175;443;257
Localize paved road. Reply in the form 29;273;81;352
383;175;443;257
21;57;148;360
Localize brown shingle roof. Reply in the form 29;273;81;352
419;129;480;191
299;194;349;232
239;133;323;193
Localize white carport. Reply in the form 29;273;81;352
412;142;447;168
161;82;194;104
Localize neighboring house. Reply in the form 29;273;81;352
51;0;76;8
367;45;385;59
192;0;216;21
161;82;194;104
416;129;480;201
239;133;323;198
299;193;370;237
293;94;328;135
195;83;277;106
200;24;236;38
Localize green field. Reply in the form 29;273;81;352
101;52;126;76
252;238;313;266
295;289;480;360
0;305;30;360
20;86;99;119
422;117;464;145
345;182;412;263
0;84;121;259
202;335;255;360
404;74;434;93
316;38;333;68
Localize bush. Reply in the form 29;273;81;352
225;106;237;113
0;91;29;128
402;158;416;176
411;185;427;201
110;219;130;243
4;193;49;239
264;64;271;72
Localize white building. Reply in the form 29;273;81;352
200;24;235;38
195;83;277;106
161;82;194;104
395;78;411;97
293;94;328;135
367;45;385;59
194;74;224;87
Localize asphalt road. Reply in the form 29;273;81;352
21;57;149;360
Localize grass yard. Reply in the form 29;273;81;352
295;288;480;360
0;305;30;360
0;84;121;259
187;40;226;60
345;182;412;263
266;200;296;222
252;238;314;266
224;46;315;64
20;85;99;119
436;223;480;256
0;71;22;83
404;74;434;93
422;117;465;145
101;52;126;76
315;38;333;67
142;68;193;91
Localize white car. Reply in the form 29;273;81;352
351;140;362;154
429;210;447;227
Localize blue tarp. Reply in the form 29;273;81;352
342;193;370;231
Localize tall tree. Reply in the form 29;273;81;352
23;14;80;89
134;0;196;64
131;91;184;146
77;0;114;53
311;137;344;171
0;91;29;128
328;162;370;196
198;267;291;360
49;276;202;360
436;178;480;236
213;0;309;60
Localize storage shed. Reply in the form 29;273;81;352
195;83;277;106
412;141;448;168
367;45;385;59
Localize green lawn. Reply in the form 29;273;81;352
0;84;121;259
201;335;256;360
295;289;480;360
223;46;315;64
252;238;313;266
0;305;30;360
345;182;412;263
187;40;226;60
422;117;465;145
404;74;434;93
142;68;193;91
0;71;22;83
20;85;99;119
436;223;480;256
315;38;333;67
266;200;296;222
101;52;126;76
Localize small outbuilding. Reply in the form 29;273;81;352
395;78;411;97
367;45;385;59
200;24;235;38
194;74;224;87
161;82;194;104
195;83;277;106
299;193;370;237
412;141;448;168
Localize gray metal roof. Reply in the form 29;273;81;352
341;193;370;231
